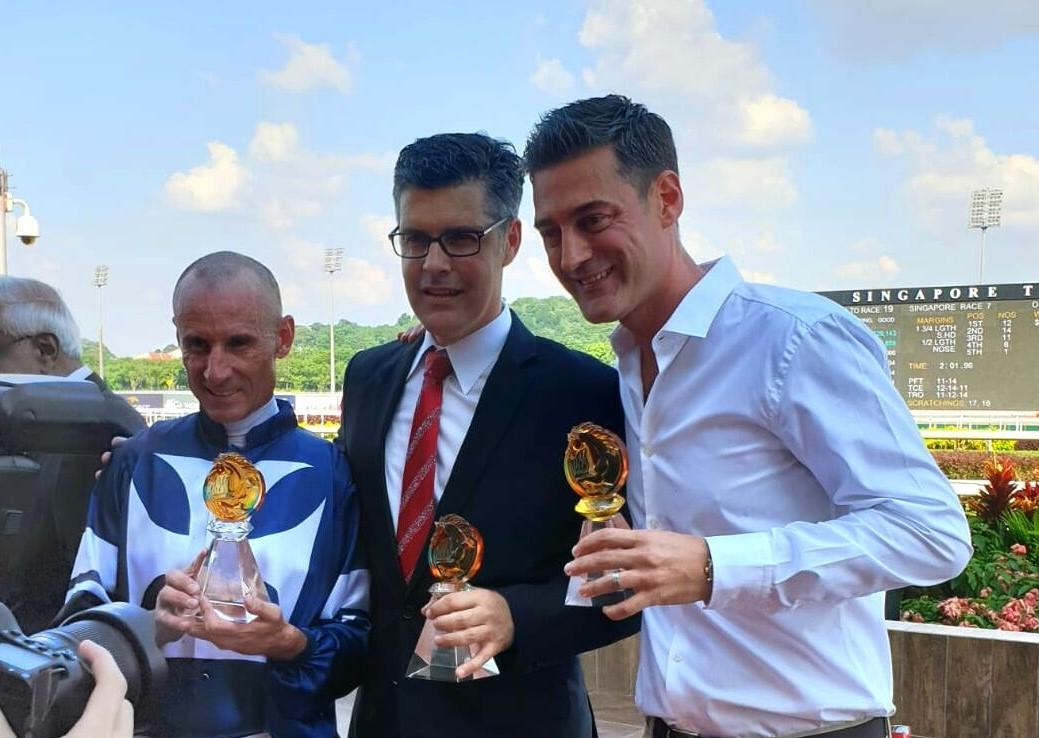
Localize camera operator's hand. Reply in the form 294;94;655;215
0;640;133;738
154;550;206;647
189;595;308;662
94;435;128;479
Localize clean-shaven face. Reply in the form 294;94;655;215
399;182;518;346
175;275;293;424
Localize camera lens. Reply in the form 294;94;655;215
0;602;166;738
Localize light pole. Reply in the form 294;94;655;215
0;167;41;276
94;265;109;378
323;248;344;393
968;188;1003;283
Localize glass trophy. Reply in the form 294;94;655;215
195;452;270;623
407;514;499;682
564;421;633;607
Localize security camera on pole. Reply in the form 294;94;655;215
0;167;41;275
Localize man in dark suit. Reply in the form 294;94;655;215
0;275;145;632
337;133;637;738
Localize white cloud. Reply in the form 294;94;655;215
875;115;1039;229
808;0;1039;62
260;34;355;95
165;123;393;230
690;157;798;208
737;94;812;148
834;255;901;280
338;257;392;306
530;55;576;95
752;230;782;254
360;213;397;257
249;122;299;163
165;142;248;211
281;244;392;310
577;0;812;151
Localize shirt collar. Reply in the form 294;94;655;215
410;305;512;396
610;255;741;354
223;396;280;443
66;365;93;381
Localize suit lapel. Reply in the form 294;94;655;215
86;372;108;391
406;316;538;597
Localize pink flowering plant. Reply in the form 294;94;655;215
902;457;1039;631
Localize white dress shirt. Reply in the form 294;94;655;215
613;256;971;738
68;365;94;381
384;307;511;529
224;397;280;448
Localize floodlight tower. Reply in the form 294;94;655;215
323;248;344;393
93;265;110;378
968;188;1003;283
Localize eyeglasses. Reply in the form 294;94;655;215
389;217;510;259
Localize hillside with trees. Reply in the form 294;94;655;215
86;297;616;391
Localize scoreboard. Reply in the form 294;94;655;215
818;282;1039;412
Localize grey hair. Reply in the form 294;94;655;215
0;275;82;360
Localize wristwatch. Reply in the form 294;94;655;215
703;542;714;603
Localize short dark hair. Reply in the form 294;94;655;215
392;133;524;221
172;251;282;320
524;94;678;196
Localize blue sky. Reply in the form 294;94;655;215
2;1;1037;355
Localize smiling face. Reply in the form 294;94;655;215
174;273;294;424
532;146;683;336
399;182;520;346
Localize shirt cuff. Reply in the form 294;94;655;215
703;531;773;609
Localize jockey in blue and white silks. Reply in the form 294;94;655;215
65;399;369;738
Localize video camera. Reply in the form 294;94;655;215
0;379;140;612
0;379;165;736
0;600;166;738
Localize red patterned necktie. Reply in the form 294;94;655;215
397;348;453;582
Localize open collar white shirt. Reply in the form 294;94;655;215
611;256;970;737
384;307;511;529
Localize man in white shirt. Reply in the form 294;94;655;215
526;95;972;738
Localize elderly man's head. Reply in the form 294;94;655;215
172;251;294;424
0;276;83;375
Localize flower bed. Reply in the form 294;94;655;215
902;457;1039;631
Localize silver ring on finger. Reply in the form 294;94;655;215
611;570;622;592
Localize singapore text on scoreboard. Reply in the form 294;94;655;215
818;282;1039;413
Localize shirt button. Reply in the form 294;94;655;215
648;518;660;530
642;445;654;457
673;654;682;663
201;671;211;680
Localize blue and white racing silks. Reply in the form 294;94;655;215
65;400;370;738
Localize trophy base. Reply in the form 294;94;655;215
205;598;258;624
406;582;499;682
406;643;500;682
566;517;634;607
195;521;270;624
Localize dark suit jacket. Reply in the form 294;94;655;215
338;315;639;738
0;371;145;632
